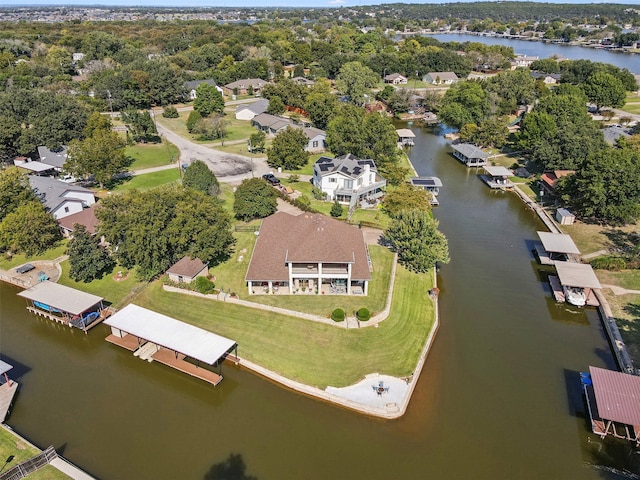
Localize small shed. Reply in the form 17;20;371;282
556;208;575;225
166;256;208;284
396;128;416;146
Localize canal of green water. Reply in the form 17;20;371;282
1;124;638;479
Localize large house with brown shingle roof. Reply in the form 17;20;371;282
245;212;371;295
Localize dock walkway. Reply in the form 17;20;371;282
0;381;18;422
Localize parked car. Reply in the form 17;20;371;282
262;173;280;185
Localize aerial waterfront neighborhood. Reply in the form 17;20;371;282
0;2;640;478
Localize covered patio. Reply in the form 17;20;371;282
105;304;238;386
17;281;106;332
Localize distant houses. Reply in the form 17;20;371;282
251;113;326;152
384;73;408;85
184;79;223;100
223;78;268;96
423;72;459;85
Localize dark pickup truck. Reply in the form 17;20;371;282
262;173;280;186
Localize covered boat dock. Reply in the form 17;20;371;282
549;262;601;306
17;281;106;332
534;231;581;265
581;366;640;446
480;165;513;189
105;304;238;386
410;177;442;205
0;360;18;422
451;143;488;167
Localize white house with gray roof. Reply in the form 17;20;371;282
312;154;386;207
184;79;223;100
28;175;95;219
235;99;269;121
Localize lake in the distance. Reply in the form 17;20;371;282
431;33;640;72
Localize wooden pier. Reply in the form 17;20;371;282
152;348;223;386
0;381;18;422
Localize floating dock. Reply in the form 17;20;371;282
0;360;18;422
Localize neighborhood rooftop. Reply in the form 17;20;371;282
245;212;371;283
37;146;67;169
28;175;93;212
17;281;103;316
17;161;55;173
451;143;489;159
537;231;581;255
410;177;442;188
58;204;99;234
166;256;208;278
314;153;376;177
554;262;602;289
105;304;236;365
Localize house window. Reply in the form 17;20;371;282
312;141;318;148
343;180;353;189
329;178;337;183
64;206;69;213
357;178;362;186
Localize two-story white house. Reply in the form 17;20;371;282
28;175;96;220
312;154;386;207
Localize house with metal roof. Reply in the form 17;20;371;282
28;175;96;219
235;98;269;121
451;143;489;167
245;212;372;296
312;154;386;207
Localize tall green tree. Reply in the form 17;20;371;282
383;209;450;273
65;130;129;188
183;160;220;195
67;224;114;283
0;201;61;256
582;71;626;110
335;61;378;106
438;81;490;130
193;83;225;117
382;183;431;218
559;146;640;225
0;169;36;221
266;127;310;170
233;178;277;221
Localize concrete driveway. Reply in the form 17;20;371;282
155;121;271;183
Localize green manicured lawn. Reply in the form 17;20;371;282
0;242;68;270
620;103;640;115
0;427;71;479
596;270;640;291
156;112;257;145
112;169;181;192
58;261;144;308
126;142;179;170
604;292;640;365
350;208;390;229
135;260;434;388
283;153;326;176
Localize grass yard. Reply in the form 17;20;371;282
620;103;640;115
0;427;70;479
349;208;390;229
156;112;256;145
58;261;144;308
126;142;179;170
282;153;326;176
0;243;67;270
560;221;640;257
603;291;640;365
596;270;640;291
112;169;181;192
135;259;434;388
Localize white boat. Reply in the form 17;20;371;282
563;286;586;307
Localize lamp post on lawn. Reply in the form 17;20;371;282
0;455;15;473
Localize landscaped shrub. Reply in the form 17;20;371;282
590;256;627;271
331;308;345;322
162;106;179;118
192;276;216;294
356;307;370;321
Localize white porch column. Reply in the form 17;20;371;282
317;262;322;294
347;263;352;295
268;281;273;294
248;281;253;295
288;263;293;294
364;280;369;295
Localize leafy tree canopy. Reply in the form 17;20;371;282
0;200;61;256
0;168;36;221
335;61;378;106
438;80;490;129
67;224;115;283
193;82;225;117
383;209;450;273
582;71;626;110
183;160;220;196
382;183;432;218
266;126;310;170
233;177;278;221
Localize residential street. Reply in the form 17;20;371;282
154;120;271;184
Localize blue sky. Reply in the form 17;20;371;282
8;0;640;8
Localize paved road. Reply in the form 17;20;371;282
155;121;271;184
